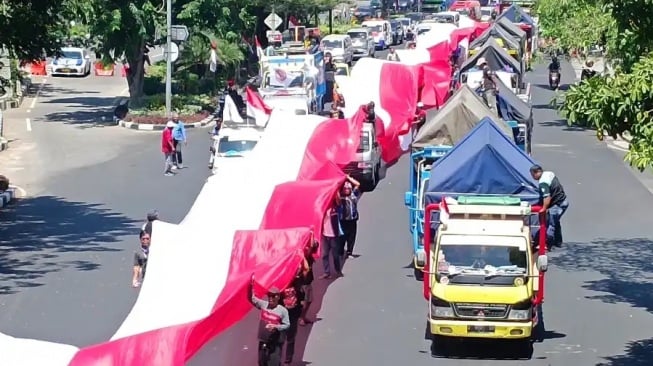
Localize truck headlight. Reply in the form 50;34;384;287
508;309;530;320
508;299;532;320
431;297;454;318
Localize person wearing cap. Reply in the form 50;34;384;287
530;165;569;249
339;175;362;259
248;276;290;366
162;121;176;176
170;113;187;169
141;210;159;236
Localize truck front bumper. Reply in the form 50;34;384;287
429;320;533;339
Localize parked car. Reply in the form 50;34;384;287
49;47;91;77
321;34;355;65
347;28;376;59
389;20;404;45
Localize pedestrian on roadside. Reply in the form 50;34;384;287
320;195;345;279
171;113;187;169
299;241;318;326
248;275;290;366
281;273;304;365
132;231;151;288
339;175;362;259
162;121;176;176
141;210;159;236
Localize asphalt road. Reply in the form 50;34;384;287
192;58;653;366
0;72;212;346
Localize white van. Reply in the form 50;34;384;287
321;34;355;65
361;19;392;50
343;122;383;191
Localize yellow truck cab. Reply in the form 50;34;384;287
424;195;548;355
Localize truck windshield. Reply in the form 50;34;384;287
348;32;368;40
265;70;304;88
366;25;383;32
436;243;527;284
218;139;258;155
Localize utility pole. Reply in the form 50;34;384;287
165;0;172;116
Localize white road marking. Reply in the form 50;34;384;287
29;78;47;109
26;109;31;113
25;118;31;132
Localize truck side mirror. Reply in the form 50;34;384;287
537;254;548;272
404;192;412;206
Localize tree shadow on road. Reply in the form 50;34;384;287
0;195;138;295
553;238;653;365
537;119;592;132
43;109;117;129
597;338;653;365
36;85;100;99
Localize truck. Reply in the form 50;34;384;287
423;195;548;356
405;86;517;279
419;119;547;354
258;47;327;114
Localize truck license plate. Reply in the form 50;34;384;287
468;325;494;333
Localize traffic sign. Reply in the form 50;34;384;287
164;42;180;62
170;25;189;42
264;12;282;30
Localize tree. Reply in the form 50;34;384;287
0;0;69;60
541;0;653;170
88;0;163;107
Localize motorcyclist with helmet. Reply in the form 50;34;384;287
548;56;561;90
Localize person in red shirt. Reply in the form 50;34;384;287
162;121;176;176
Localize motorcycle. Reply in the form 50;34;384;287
549;70;560;90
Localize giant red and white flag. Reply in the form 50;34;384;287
1;101;392;365
340;58;421;164
246;86;272;127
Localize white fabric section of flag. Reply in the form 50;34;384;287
223;94;244;123
246;88;272;127
459;15;476;29
439;196;452;223
112;114;326;340
340;58;391;127
416;23;456;49
395;49;431;65
0;332;78;366
458;37;470;50
209;49;218;73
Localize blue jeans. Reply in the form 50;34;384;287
547;200;569;247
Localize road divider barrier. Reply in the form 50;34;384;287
94;62;115;76
21;61;47;76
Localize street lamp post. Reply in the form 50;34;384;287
165;0;172;116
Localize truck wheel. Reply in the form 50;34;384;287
413;265;424;281
430;335;450;358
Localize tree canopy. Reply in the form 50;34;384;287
536;0;653;170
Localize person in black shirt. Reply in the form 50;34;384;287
530;165;569;248
281;274;304;365
299;241;317;326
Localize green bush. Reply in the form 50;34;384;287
148;62;167;79
131;94;214;115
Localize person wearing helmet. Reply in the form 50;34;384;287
249;275;290;366
548;56;561;89
386;47;399;61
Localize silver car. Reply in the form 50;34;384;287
347;28;376;59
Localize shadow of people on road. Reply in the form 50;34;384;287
0;195;138;295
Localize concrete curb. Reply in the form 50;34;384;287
116;115;216;131
0;187;16;209
0;137;7;152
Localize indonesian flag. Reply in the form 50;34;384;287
254;35;264;60
340;57;420;164
3;63;418;366
288;16;299;28
246;86;272;127
209;40;219;73
223;94;244;123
